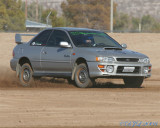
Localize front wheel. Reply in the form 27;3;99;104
74;63;93;88
19;63;34;87
123;77;144;88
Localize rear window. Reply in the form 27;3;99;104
31;30;52;46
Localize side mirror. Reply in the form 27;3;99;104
121;43;127;49
60;41;71;48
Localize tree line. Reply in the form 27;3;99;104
0;0;160;32
0;0;25;31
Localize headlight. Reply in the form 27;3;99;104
139;58;150;64
96;57;115;63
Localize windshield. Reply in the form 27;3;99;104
69;31;122;48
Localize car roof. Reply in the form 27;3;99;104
46;27;100;32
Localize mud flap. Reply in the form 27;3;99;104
71;64;77;80
16;63;21;77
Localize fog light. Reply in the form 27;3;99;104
144;67;149;74
106;65;114;73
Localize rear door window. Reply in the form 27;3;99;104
31;30;52;46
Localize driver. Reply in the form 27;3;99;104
85;39;92;43
84;36;94;45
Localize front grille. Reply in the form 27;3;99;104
116;58;139;62
117;66;140;74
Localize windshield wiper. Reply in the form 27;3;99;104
103;47;122;50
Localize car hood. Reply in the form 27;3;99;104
96;49;148;58
77;48;148;59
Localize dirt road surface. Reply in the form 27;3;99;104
0;82;160;128
0;33;160;128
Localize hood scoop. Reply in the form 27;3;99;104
103;47;122;50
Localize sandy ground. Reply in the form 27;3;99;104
0;33;160;128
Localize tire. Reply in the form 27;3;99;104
74;63;93;88
123;77;144;88
19;63;34;87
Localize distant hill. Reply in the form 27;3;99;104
114;0;160;20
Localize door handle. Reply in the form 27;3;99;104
64;54;70;57
42;51;47;54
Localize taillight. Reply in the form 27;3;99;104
12;50;15;57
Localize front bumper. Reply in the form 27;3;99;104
87;61;152;78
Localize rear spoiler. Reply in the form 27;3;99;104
15;33;37;44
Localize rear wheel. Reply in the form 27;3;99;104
19;63;34;87
123;77;144;88
74;63;93;88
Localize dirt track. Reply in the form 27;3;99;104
0;81;160;128
0;33;160;128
